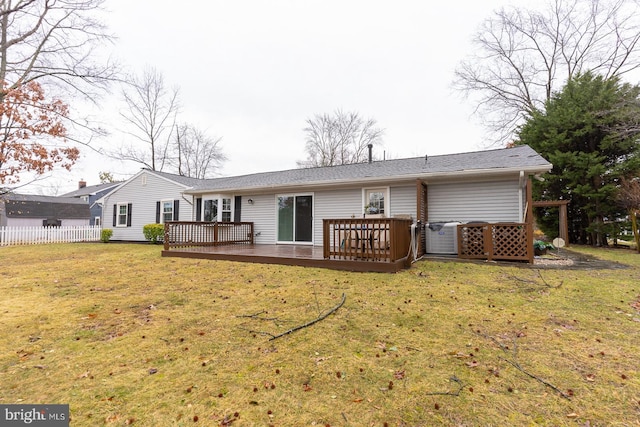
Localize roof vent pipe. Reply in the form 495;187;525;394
368;143;373;163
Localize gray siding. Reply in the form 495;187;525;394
428;179;520;223
102;171;193;241
314;188;362;246
240;194;276;244
389;185;416;219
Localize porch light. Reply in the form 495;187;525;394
248;198;254;204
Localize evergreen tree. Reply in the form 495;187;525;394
518;73;640;245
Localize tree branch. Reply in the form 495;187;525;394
478;331;571;400
269;293;346;341
425;375;466;396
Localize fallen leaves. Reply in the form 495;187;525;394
393;370;405;380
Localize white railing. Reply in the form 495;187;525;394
0;225;102;247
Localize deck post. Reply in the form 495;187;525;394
163;222;170;251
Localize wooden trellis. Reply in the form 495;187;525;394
458;223;533;263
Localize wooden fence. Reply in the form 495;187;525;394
0;225;102;247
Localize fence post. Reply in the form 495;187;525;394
484;225;492;261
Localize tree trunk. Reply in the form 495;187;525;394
632;209;640;254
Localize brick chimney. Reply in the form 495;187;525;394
78;180;87;189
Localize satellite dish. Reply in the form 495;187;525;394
552;237;565;248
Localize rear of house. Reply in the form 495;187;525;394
183;146;544;255
100;146;551;267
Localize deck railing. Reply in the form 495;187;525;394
163;221;254;250
323;218;413;263
457;222;533;263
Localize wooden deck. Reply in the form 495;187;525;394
162;244;411;273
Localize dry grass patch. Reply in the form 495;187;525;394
0;243;639;426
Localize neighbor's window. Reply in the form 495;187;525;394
365;188;386;215
117;203;129;227
221;198;232;222
95;216;101;226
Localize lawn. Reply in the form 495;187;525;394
0;243;639;426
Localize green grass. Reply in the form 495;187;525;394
0;243;639;426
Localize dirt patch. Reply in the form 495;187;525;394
423;248;631;270
533;248;630;270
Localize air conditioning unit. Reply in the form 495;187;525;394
425;222;461;254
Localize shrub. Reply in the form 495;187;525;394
100;228;113;243
143;223;165;244
534;240;555;255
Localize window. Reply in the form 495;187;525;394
364;188;386;215
94;216;101;226
162;200;173;223
203;197;233;222
156;200;179;223
115;203;130;227
204;199;218;222
221;198;232;222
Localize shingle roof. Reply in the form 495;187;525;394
184;145;551;192
2;193;90;219
143;145;551;193
61;182;121;198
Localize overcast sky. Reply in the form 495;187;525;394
43;0;542;194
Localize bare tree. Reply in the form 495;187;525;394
298;110;384;168
454;0;640;144
170;123;226;179
0;0;115;97
116;67;179;171
0;0;117;185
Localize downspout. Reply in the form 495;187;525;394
519;171;525;223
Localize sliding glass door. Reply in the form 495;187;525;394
277;194;313;243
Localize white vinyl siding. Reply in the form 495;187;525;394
313;188;362;246
428;179;520;223
240;194;276;244
389;185;415;219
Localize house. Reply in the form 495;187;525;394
61;180;121;226
100;146;552;263
99;171;202;241
0;193;90;227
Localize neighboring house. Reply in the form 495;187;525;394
62;180;121;226
99;170;201;241
0;193;90;227
100;145;552;249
